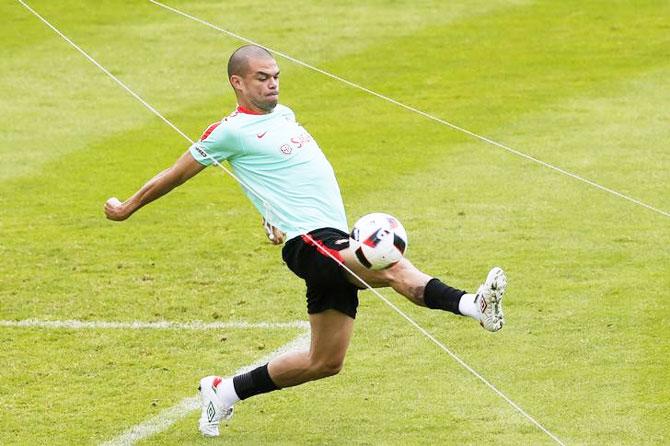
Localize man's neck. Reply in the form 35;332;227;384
236;99;274;115
237;104;267;115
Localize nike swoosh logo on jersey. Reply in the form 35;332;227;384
257;131;268;139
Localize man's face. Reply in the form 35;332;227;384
231;57;280;112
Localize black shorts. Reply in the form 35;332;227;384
282;228;359;319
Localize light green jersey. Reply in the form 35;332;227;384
189;104;348;241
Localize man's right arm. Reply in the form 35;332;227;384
104;150;206;221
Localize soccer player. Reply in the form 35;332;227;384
104;45;506;437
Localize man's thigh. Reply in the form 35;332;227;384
339;246;401;288
308;309;355;363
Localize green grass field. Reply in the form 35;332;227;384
2;0;669;444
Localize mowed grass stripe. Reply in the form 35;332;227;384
294;0;669;214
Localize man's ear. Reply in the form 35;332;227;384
229;75;243;90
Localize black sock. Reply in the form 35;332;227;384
423;278;467;315
232;363;280;400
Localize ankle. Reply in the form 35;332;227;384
457;293;481;321
423;278;467;314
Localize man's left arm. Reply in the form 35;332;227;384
104;150;205;221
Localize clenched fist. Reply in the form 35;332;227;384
104;197;130;221
262;218;286;245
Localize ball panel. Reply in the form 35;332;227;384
393;233;406;254
354;246;372;269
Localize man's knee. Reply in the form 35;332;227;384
311;358;344;379
385;258;414;286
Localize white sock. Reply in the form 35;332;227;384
458;293;481;321
219;378;240;408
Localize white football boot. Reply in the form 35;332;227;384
475;267;506;332
198;376;234;437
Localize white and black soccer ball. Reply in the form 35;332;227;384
349;213;408;270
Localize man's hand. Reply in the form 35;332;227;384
262;218;286;245
104;197;130;221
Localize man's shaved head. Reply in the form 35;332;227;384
227;45;275;78
227;45;280;113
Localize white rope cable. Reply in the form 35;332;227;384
17;1;566;444
148;0;669;220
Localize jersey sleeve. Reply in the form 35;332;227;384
189;120;240;166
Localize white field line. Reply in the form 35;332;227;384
17;3;566;445
100;332;311;446
0;318;309;330
148;0;669;220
